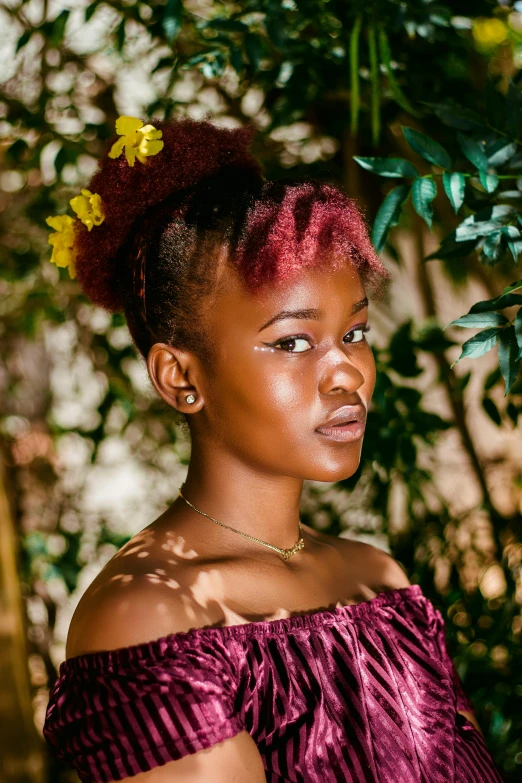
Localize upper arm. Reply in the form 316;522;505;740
108;730;266;782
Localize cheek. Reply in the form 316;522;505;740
209;346;313;428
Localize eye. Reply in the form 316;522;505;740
266;335;313;353
343;324;371;344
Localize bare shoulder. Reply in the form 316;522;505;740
356;539;411;590
306;526;411;593
66;532;225;659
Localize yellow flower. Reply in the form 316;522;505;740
45;215;77;279
473;18;508;49
70;188;105;231
108;115;164;167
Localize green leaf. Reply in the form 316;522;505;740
452;327;500;367
482;397;502;426
368;24;380;146
479;170;499;193
515;308;522;360
425;102;488;133
442;172;465;213
455;220;504;242
245;33;263;71
229;45;243;74
115;17;126;53
162;0;183;42
412;177;437;228
500;226;522;261
206;19;248;33
388;322;422;377
265;17;286;49
379;32;418;116
372;184;410;252
425;238;478;261
498;326;520;395
481;231;503;263
353;157;418;178
500;280;522;296
402;127;451;169
507;81;522;139
15;30;31;53
487;140;518;167
85;2;97;22
470;293;522;313
457;133;489;172
449;312;509;329
350;16;362;135
52;10;70;45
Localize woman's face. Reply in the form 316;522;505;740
192;261;376;483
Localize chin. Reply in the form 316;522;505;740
300;451;363;483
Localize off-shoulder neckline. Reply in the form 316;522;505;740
59;584;427;676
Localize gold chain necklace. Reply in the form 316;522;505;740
178;488;305;561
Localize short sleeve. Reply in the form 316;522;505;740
429;603;475;714
43;632;245;782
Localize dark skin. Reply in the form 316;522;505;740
67;261;480;781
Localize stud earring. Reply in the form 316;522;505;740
185;394;196;404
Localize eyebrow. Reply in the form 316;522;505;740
257;297;369;332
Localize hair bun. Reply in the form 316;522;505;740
74;117;262;312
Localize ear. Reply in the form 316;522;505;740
147;343;204;414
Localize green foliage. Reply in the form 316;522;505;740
354;104;522;389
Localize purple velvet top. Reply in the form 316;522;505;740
43;584;503;782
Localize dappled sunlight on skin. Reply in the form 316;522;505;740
161;532;199;559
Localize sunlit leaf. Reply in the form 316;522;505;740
487;140;517;167
403;127;451;169
442;171;465;213
449;312;508;329
515;308;522;360
457;132;489;172
469;293;522;313
498;326;520;395
412;177;437;228
353;157;418;178
479;170;499;193
372;184;410;252
163;0;183;43
451;328;500;367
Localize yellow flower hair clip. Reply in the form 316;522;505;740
45;215;77;279
70;188;105;231
46;189;104;278
108;116;164;167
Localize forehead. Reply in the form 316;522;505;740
207;262;366;332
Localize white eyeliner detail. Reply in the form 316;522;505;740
261;324;371;354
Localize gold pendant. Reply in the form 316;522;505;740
280;537;305;561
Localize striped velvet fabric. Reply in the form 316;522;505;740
43;584;503;782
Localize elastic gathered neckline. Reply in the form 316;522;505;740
59;583;424;676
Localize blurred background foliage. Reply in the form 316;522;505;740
1;0;522;780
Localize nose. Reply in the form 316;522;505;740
318;347;366;396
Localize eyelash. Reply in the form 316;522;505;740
265;324;371;353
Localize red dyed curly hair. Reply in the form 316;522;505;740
73;116;387;360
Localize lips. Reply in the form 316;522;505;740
316;405;366;429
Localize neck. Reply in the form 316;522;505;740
177;440;304;552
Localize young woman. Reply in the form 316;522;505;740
43;117;503;782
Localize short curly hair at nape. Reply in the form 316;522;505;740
74;116;388;366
